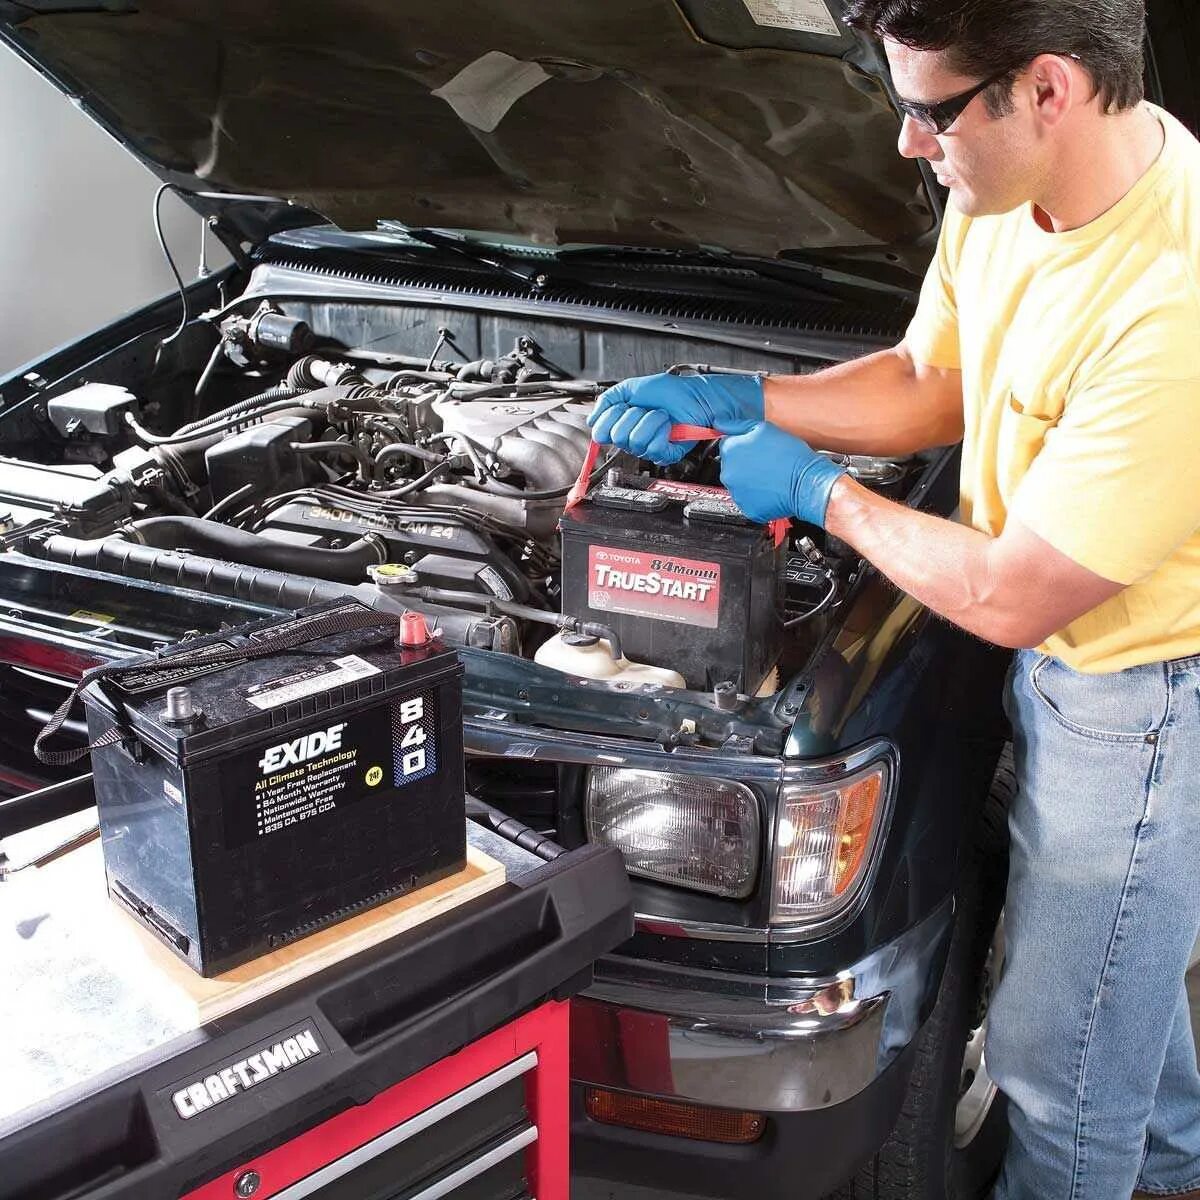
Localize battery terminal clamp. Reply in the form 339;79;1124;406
784;538;840;627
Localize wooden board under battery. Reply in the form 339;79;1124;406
36;836;505;1024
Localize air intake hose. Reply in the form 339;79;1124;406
127;517;386;584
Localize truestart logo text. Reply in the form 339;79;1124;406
258;722;346;775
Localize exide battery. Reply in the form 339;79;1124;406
77;600;465;976
559;477;784;693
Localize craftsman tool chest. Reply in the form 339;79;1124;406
0;824;632;1200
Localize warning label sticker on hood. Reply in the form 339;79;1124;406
588;546;721;629
741;0;840;37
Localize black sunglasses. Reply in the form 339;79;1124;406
896;54;1082;136
896;66;1016;135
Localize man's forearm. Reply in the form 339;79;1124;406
824;476;1034;648
763;346;963;458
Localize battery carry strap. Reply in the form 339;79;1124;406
34;604;412;766
565;426;789;547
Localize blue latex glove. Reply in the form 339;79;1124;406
588;372;764;465
719;422;847;527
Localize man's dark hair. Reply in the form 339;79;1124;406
842;0;1146;116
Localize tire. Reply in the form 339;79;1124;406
826;746;1014;1200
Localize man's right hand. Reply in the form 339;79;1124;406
587;372;764;464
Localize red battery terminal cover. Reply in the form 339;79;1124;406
398;610;432;646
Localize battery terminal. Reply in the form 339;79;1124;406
161;686;203;726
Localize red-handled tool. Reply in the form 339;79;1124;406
564;425;789;547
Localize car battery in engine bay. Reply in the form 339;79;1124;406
76;599;466;977
559;476;786;694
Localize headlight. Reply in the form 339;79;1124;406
771;758;891;924
585;768;760;898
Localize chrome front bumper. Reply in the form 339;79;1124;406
572;898;953;1113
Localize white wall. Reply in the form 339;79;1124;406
0;44;227;374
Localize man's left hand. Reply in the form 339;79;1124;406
719;422;847;527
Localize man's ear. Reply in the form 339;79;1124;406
1027;53;1076;128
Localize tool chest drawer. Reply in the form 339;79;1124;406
183;1006;567;1200
217;1053;537;1200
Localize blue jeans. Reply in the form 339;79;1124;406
991;649;1200;1199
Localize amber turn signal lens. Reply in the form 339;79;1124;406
584;1088;766;1144
772;760;890;923
833;773;884;896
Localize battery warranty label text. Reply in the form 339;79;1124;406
588;546;721;628
223;693;439;846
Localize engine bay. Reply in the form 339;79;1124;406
0;271;926;745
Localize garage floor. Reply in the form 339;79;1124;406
572;964;1200;1200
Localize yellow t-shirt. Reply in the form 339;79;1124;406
906;104;1200;673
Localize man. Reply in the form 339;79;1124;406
588;2;1200;1196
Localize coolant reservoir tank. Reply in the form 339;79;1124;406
534;631;686;689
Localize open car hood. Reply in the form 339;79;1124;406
0;0;940;264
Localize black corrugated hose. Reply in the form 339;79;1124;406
127;517;385;583
465;794;567;861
